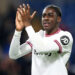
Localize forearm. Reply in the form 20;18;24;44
25;26;59;53
9;30;23;59
9;30;31;59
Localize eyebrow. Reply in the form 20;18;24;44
42;12;55;15
42;12;55;16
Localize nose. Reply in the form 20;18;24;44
43;15;49;20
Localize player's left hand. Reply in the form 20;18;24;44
17;4;36;27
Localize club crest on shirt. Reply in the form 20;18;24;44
60;36;70;45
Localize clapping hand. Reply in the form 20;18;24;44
15;4;36;31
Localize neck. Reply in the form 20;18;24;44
46;26;59;35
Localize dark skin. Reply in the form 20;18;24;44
16;4;36;31
16;4;61;35
42;7;61;34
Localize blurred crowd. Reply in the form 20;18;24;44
0;0;75;75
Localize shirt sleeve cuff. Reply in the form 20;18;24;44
14;30;22;37
25;26;35;38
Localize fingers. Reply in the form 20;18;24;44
16;11;19;20
17;4;36;20
16;11;20;24
16;11;21;22
31;11;36;19
17;8;22;16
23;4;26;11
27;4;30;15
17;5;24;16
23;4;27;15
17;4;29;16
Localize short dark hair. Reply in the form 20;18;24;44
44;4;62;17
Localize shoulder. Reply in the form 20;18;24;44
54;30;73;53
59;30;73;41
59;30;72;36
58;30;73;46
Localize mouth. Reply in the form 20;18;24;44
43;21;51;28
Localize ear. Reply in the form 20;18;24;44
57;16;61;23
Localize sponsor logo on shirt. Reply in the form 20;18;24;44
34;49;51;56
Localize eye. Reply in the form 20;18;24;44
42;13;46;17
48;13;54;17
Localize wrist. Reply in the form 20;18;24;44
25;25;31;27
16;28;23;31
14;29;22;37
24;22;31;27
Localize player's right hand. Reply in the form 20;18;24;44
15;8;24;31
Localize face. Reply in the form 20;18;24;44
42;8;61;32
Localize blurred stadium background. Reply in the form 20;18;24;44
0;0;75;75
